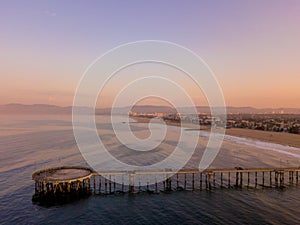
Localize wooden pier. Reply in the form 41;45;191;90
32;166;93;198
32;166;300;198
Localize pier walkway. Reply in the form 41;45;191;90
32;166;300;196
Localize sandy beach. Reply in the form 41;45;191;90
226;128;300;149
131;116;300;149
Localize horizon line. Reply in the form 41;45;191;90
1;103;300;110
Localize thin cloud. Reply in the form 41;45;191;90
43;10;57;17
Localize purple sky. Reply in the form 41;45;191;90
1;0;300;107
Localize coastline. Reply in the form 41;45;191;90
130;116;300;149
130;116;210;130
225;128;300;149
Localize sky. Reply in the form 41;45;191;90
1;0;300;108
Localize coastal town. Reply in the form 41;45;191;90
129;111;300;135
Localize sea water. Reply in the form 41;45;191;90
0;115;299;224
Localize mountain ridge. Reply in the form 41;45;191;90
1;103;300;114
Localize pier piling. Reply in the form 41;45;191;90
32;166;300;201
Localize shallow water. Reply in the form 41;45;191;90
0;115;299;224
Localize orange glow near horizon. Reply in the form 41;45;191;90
1;1;299;108
1;71;300;108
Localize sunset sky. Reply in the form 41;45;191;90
1;0;300;108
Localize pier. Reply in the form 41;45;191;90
32;166;94;198
33;166;300;198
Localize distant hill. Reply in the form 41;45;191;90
225;106;300;114
0;103;90;114
108;105;300;114
0;103;300;114
0;103;71;114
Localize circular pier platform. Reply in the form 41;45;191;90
32;166;94;196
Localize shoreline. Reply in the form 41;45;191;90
130;116;300;149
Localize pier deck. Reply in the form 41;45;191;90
32;166;300;198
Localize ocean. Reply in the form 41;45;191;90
0;115;299;224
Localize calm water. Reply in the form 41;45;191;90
0;115;299;224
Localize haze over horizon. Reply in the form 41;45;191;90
2;102;300;110
1;0;300;108
1;102;300;116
